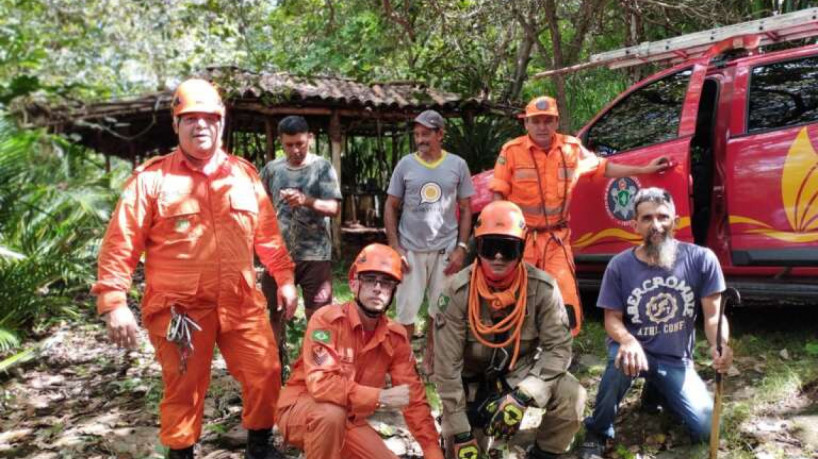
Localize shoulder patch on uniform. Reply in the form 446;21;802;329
312;329;331;343
311;342;337;367
134;154;169;173
437;294;451;312
496;155;507;165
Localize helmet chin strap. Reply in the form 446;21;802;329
355;285;395;318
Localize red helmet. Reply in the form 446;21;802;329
171;78;225;118
348;243;403;283
474;201;527;240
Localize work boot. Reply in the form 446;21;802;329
577;431;605;459
527;442;562;458
245;428;285;459
166;446;194;459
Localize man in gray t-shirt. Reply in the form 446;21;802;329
384;109;475;375
260;116;342;370
580;188;733;459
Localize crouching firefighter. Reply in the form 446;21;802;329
433;201;586;458
276;243;444;459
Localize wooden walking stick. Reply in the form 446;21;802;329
709;288;739;459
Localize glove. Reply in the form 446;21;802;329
485;389;532;440
453;432;481;459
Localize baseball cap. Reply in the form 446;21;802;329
518;96;559;119
414;110;445;130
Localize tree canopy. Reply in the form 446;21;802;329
2;0;817;351
5;0;816;130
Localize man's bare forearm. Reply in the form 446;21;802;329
604;309;637;345
604;162;650;178
702;294;730;348
306;197;340;217
456;199;472;244
384;196;401;249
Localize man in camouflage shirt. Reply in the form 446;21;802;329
260;116;342;362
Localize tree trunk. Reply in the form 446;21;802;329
623;0;646;84
544;0;572;131
329;111;343;260
505;27;536;103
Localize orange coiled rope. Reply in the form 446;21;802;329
467;261;528;369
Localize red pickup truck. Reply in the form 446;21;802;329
471;27;818;304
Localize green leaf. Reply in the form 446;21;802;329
805;341;818;357
0;346;35;373
0;327;20;352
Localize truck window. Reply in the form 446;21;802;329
585;69;692;156
748;55;818;133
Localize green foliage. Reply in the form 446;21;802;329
0;114;127;350
806;341;818;357
444;116;523;172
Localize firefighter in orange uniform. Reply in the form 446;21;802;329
93;78;296;459
490;96;670;335
276;244;444;459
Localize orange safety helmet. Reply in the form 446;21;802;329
171;78;225;118
474;201;527;240
518;95;559;119
348;243;403;283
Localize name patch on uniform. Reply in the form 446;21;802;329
312;329;331;343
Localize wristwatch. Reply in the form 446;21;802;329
456;241;469;252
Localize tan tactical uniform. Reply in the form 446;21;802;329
433;263;586;454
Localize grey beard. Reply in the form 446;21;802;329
645;236;677;270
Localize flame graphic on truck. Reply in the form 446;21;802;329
730;127;818;243
573;217;691;249
573;128;818;249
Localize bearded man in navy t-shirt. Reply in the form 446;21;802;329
579;187;734;459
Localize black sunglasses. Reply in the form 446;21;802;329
477;237;524;261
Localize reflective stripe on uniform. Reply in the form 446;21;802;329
518;203;564;216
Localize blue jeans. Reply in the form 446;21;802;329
584;343;713;443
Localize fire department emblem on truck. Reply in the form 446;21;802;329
605;177;640;223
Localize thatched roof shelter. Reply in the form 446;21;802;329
25;66;512;257
26;66;507;166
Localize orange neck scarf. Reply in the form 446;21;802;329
468;261;528;369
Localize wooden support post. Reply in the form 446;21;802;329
265;118;276;163
406;117;414;154
225;116;234;153
391;132;399;172
329;111;344;261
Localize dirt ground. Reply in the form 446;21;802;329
1;306;816;459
